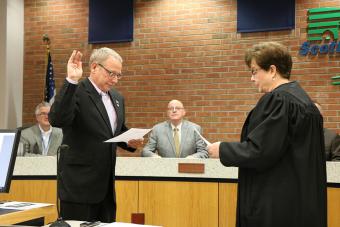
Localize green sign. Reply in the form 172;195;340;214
307;7;340;41
300;8;340;85
300;7;340;56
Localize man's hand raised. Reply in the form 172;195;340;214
67;50;83;82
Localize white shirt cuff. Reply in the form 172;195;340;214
66;77;78;85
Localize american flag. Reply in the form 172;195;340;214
44;52;56;104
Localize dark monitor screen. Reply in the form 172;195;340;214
0;129;21;193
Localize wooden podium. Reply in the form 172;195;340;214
0;204;56;225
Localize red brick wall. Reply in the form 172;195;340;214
24;0;340;156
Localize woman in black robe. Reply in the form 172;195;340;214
208;42;327;227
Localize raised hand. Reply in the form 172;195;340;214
67;50;83;82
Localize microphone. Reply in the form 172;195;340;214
50;144;70;227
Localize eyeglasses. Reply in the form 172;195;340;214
37;112;49;116
251;68;260;76
168;107;184;111
98;63;123;79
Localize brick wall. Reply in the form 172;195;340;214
24;0;340;156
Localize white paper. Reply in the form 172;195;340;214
194;128;211;146
0;201;53;210
105;128;152;143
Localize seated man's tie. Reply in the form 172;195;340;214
174;127;180;157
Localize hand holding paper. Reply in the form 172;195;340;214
207;141;221;158
194;129;220;158
128;138;144;149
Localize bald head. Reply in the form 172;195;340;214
168;100;184;108
167;100;186;126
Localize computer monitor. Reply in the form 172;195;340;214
0;129;21;193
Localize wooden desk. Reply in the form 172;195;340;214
0;205;56;225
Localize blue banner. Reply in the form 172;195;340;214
89;0;133;43
237;0;295;33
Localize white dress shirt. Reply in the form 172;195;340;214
89;78;117;134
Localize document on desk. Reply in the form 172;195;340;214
105;128;152;143
194;128;211;146
0;201;53;210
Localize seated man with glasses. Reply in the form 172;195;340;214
142;99;208;158
18;102;63;156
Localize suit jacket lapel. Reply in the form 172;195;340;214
48;129;58;155
180;121;189;156
84;78;113;135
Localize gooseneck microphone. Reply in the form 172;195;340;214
50;144;70;227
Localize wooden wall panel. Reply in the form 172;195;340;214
115;180;139;223
328;187;340;227
0;180;57;224
138;181;218;227
219;183;237;227
0;180;56;203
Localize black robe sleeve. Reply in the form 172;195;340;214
219;92;290;171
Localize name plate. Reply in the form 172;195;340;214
131;213;145;224
178;163;205;174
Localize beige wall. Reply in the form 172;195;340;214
0;0;23;129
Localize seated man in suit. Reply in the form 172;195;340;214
18;102;63;156
314;100;340;161
142;99;208;158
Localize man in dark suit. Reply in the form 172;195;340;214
49;48;142;222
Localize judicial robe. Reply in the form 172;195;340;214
219;81;327;227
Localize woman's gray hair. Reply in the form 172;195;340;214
89;47;123;65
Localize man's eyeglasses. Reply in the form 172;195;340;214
98;63;123;79
168;107;184;111
37;112;49;116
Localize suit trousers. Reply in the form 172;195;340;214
60;179;116;223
